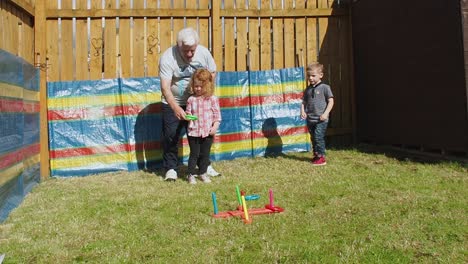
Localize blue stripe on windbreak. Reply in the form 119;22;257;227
48;77;161;98
48;117;128;150
47;78;120;98
216;71;249;87
249;67;304;85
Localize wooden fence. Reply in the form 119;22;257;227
2;0;355;178
0;0;35;64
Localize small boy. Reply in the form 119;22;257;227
301;63;334;166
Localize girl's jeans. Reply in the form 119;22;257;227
187;135;213;175
307;121;328;157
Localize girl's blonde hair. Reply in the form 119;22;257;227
189;69;214;96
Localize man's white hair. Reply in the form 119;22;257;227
177;27;200;46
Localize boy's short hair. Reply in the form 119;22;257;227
306;63;324;74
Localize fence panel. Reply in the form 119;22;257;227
0;0;35;64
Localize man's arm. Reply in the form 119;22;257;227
161;78;186;120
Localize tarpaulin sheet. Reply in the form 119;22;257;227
47;67;308;177
0;49;40;222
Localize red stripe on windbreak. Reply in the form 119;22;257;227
49;127;307;159
219;92;302;108
47;93;301;121
252;126;308;139
0;144;40;170
0;98;23;112
183;127;307;144
50;142;162;159
48;104;162;121
23;101;40;113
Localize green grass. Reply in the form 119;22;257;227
0;148;466;263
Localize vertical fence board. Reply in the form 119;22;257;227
248;0;259;71
11;5;20;56
24;13;34;63
75;0;89;81
103;0;117;79
46;1;59;81
173;0;184;44
186;0;197;30
307;1;319;66
146;0;159;77
295;1;306;68
272;0;284;69
88;0;103;80
158;2;172;63
340;16;353;128
60;0;73;81
0;1;4;50
284;0;295;68
6;2;16;53
329;18;341;128
260;0;271;70
118;0;131;78
133;1;145;77
199;0;210;50
146;1;158;77
223;0;235;71
319;0;329;8
236;1;248;71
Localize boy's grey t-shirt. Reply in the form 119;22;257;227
159;45;216;106
302;82;334;123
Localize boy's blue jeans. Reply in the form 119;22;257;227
307;121;328;157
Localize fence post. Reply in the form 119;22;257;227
211;0;222;68
34;0;50;179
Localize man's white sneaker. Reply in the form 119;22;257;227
206;165;220;177
199;173;211;183
164;169;178;181
187;174;197;184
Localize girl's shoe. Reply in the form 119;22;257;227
187;174;197;184
199;173;212;183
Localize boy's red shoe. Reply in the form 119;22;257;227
311;156;326;166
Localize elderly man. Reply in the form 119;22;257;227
159;27;220;181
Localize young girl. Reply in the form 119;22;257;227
185;69;222;184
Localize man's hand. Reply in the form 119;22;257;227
173;105;186;120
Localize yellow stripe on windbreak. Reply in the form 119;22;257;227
24;89;39;101
0;163;22;186
215;85;251;98
216;81;305;98
181;134;309;157
23;154;40;168
249;81;306;96
0;82;39;101
121;93;161;105
48;92;161;109
182;139;253;156
50;152;134;170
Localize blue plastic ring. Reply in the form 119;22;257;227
244;194;260;201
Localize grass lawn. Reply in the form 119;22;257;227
0;147;466;263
